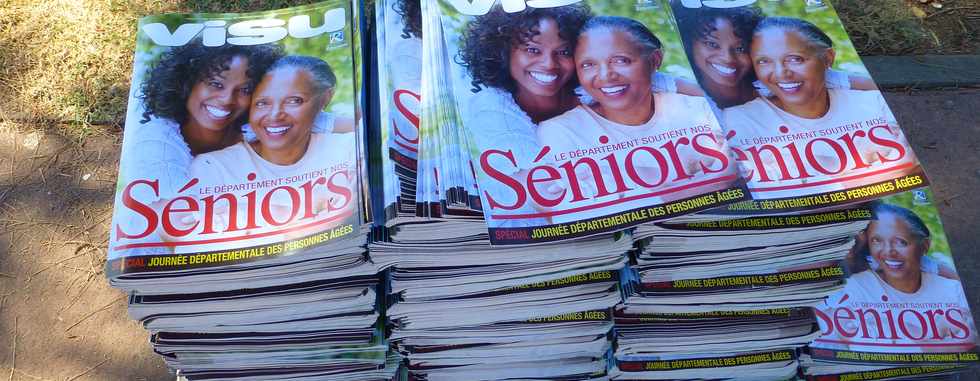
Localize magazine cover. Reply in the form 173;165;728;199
436;0;750;245
377;0;423;222
808;188;979;370
669;0;928;214
107;0;364;275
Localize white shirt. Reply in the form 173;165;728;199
110;117;193;258
464;87;546;227
119;117;193;199
723;89;913;199
537;93;730;223
185;131;356;252
816;270;976;352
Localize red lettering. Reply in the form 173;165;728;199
837;130;871;170
855;308;887;339
660;137;693;181
691;133;729;174
599;153;632;195
261;186;301;226
867;125;906;163
834;307;859;338
161;196;199;237
392;89;420;152
805;138;848;175
782;141;812;178
898;309;928;340
924;309;945;340
201;193;240;234
300;177;328;218
814;307;833;336
526;166;565;208
947;308;971;339
115;179;159;240
746;145;793;182
559;157;611;202
479;149;526;210
326;172;352;212
624;146;669;188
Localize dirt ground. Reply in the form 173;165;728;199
0;89;976;380
0;0;977;380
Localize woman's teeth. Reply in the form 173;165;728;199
600;85;627;95
711;63;736;75
266;126;291;135
205;105;231;118
883;259;904;268
777;82;802;90
529;71;558;83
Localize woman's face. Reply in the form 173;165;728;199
751;28;832;109
185;55;252;134
691;18;752;89
576;28;660;117
508;17;576;98
867;213;927;288
249;68;330;157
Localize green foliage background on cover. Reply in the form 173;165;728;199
133;0;356;116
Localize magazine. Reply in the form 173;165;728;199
376;0;424;224
669;0;928;214
435;0;751;245
107;0;366;278
804;188;979;377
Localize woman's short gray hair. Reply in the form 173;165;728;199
266;55;337;96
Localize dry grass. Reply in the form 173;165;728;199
830;0;979;55
0;0;324;136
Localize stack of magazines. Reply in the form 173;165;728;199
370;1;634;378
606;0;979;379
103;0;980;379
106;1;398;379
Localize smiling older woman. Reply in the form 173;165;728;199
816;203;976;352
186;56;356;234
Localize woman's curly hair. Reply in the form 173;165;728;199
139;42;283;125
456;4;592;94
393;0;422;39
672;3;761;81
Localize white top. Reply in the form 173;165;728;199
464;87;546;227
723;89;911;198
537;93;728;224
111;117;193;258
120;116;193;200
185;130;356;252
816;270;976;352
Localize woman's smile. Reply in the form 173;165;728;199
249;67;330;165
576;28;659;125
693;19;751;87
509;18;575;98
750;27;834;118
185;55;252;134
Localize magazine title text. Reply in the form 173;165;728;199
143;7;346;47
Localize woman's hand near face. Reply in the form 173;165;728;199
333;116;355;134
847;75;878;91
673;77;706;97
